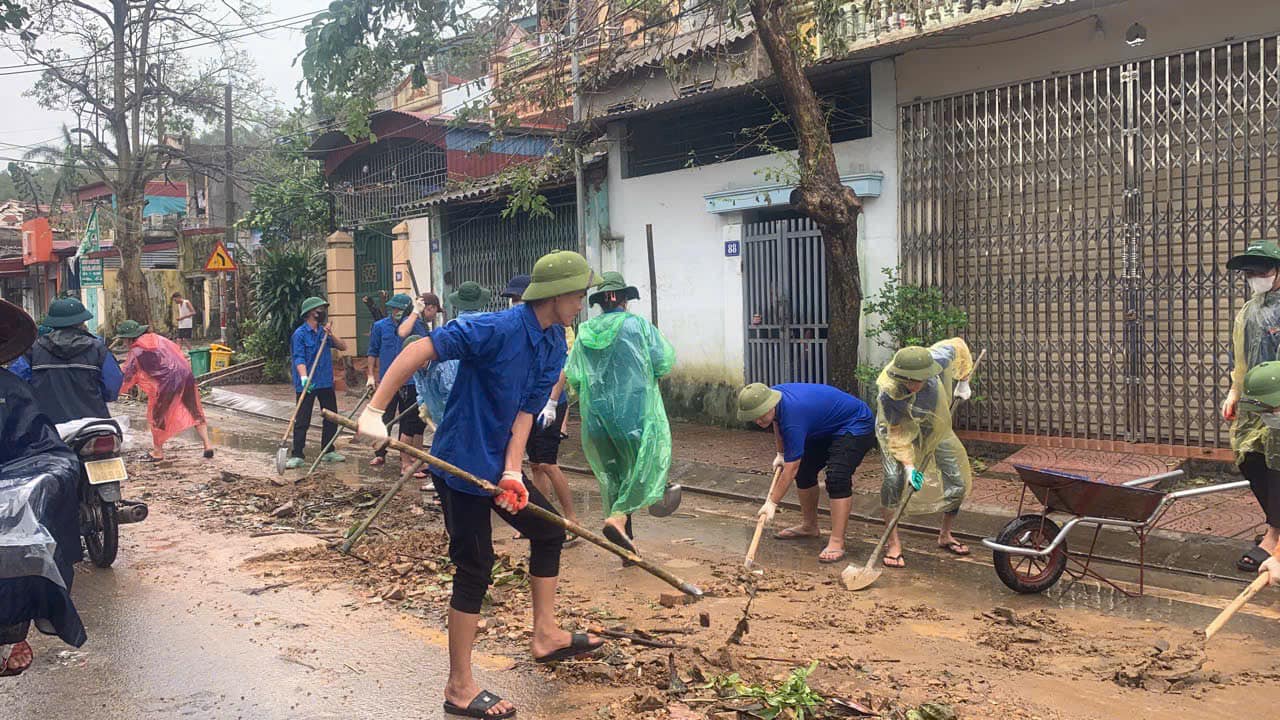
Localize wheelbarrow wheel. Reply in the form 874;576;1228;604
992;514;1067;594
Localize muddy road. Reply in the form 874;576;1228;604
4;404;1280;719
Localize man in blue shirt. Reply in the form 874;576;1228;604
287;296;349;470
357;251;603;720
737;382;877;564
366;293;430;473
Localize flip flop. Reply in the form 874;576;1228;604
938;541;970;556
818;548;846;564
882;554;906;569
774;526;820;540
1238;545;1271;572
369;456;386;467
602;523;639;556
443;689;516;718
0;641;32;677
203;449;214;459
139;453;164;463
533;632;604;664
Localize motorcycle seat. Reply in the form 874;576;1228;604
54;417;123;444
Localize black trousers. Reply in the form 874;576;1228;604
432;473;566;614
291;388;337;459
375;388;426;458
1240;452;1280;529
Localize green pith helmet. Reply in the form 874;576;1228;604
448;281;492;312
114;319;149;339
1227;241;1280;272
385;293;412;311
1243;361;1280;411
737;382;783;422
522;250;594;302
402;334;422;350
887;346;943;381
589;270;640;307
299;296;328;318
43;297;93;328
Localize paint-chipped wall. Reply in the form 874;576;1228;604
101;268;185;338
659;365;744;428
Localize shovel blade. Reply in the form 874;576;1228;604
647;483;683;517
841;563;882;591
275;447;288;475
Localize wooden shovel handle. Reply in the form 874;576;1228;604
1205;571;1271;639
745;467;783;568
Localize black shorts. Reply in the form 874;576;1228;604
176;327;193;339
527;402;565;465
794;432;876;500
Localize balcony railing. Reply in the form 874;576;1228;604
815;1;1053;58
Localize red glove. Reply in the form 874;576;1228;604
495;471;529;513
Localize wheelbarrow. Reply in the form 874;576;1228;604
981;464;1249;596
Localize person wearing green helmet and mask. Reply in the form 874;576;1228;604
367;293;431;474
287;296;349;470
1223;240;1280;572
356;251;603;719
567;271;675;559
1238;360;1280;587
875;338;976;569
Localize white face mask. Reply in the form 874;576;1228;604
1249;274;1276;294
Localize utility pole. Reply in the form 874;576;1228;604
221;82;234;345
570;0;587;266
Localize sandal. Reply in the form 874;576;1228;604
369;456;386;467
882;554;906;569
774;526;821;540
140;453;164;463
818;548;846;564
602;523;639;556
0;641;32;677
533;632;604;664
1238;545;1271;572
938;541;971;556
203;449;214;459
443;689;516;718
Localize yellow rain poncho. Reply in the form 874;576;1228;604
565;309;675;517
876;338;974;516
1230;290;1280;464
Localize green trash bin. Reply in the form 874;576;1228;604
188;348;211;376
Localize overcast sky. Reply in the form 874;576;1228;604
0;0;331;158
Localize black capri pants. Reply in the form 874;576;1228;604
794;432;877;500
1240;452;1280;528
432;472;566;614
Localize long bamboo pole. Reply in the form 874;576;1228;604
321;410;703;597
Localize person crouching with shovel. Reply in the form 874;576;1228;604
874;339;975;569
737;381;877;564
565;271;676;560
355;251;603;720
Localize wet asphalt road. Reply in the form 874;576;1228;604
4;405;1279;719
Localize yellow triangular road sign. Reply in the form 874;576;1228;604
204;241;237;272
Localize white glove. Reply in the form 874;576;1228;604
1262;556;1280;587
757;499;777;522
772;452;785;471
954;379;972;401
412;297;426;315
366;376;376;389
299;375;309;390
536;397;558;429
356;405;389;444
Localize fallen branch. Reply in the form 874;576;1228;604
591;627;687;649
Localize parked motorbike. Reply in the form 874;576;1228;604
56;419;148;567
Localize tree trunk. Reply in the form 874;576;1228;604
749;0;863;392
114;189;151;324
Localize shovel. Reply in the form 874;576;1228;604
275;330;329;474
647;483;683;517
305;384;374;476
323;409;703;597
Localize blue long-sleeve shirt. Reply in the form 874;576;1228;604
291;322;333;392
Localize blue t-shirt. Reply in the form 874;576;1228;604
367;315;429;386
290;323;333;392
429;304;566;495
774;383;875;461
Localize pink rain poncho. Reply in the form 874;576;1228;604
119;333;206;448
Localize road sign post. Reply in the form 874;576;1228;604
204;241;238;343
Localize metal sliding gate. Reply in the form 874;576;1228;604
441;199;576;312
901;36;1280;448
743;217;829;386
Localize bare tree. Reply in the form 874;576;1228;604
5;0;266;322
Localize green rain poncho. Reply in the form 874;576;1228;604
876;338;974;516
1230;290;1280;465
565;310;676;516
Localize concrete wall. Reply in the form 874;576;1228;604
101;268;184;338
896;0;1280;102
602;58;900;395
405;216;435;294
